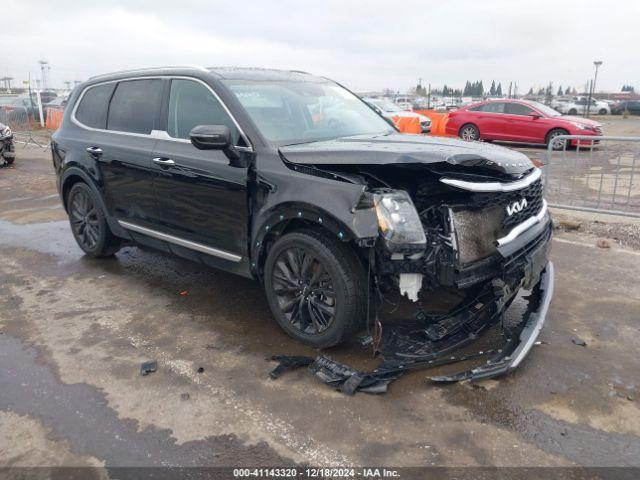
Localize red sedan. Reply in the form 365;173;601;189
445;99;603;150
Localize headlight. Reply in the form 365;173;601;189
374;190;426;252
572;123;592;131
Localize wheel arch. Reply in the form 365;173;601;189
60;167;129;239
251;202;372;279
545;126;570;143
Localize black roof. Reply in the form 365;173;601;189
87;66;328;84
208;67;327;83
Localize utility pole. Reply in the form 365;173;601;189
586;60;602;118
508;81;512;99
427;83;431;109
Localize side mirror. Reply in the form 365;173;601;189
189;124;248;168
530;112;542;119
189;124;232;150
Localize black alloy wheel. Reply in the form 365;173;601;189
70;187;100;250
67;183;121;257
263;229;366;348
272;246;336;335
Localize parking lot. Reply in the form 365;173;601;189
1;119;639;472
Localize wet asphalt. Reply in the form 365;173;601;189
0;146;639;470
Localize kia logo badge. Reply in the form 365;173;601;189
506;198;528;216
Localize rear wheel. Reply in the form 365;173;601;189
459;123;480;141
568;108;578;115
67;183;121;257
263;229;367;348
598;108;607;115
546;128;569;151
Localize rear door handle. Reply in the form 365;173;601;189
152;157;175;167
86;146;102;156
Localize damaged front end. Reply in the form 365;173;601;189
273;139;555;393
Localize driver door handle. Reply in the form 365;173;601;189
152;157;175;167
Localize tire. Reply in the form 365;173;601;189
3;157;14;165
459;123;480;141
263;228;367;348
67;182;121;257
598;109;607;115
568;108;577;115
546;128;569;151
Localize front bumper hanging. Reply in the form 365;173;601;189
269;262;555;395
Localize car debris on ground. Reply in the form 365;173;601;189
140;360;157;376
270;264;554;395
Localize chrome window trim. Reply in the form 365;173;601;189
118;220;242;263
71;75;253;150
440;168;541;192
496;200;548;247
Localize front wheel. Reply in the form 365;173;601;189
67;182;121;257
263;229;367;348
546;129;569;151
598;108;607;115
568;108;578;115
459;123;480;141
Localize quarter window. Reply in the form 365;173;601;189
167;79;239;143
505;103;534;116
75;83;116;129
107;79;162;134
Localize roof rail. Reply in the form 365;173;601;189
88;65;208;80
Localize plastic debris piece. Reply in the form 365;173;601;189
596;239;611;249
196;367;204;374
179;290;189;296
572;337;587;347
140;360;157;376
180;393;190;401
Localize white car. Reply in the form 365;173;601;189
363;97;431;133
555;97;610;115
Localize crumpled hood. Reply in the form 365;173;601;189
279;133;533;176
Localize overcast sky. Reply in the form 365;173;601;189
3;0;638;94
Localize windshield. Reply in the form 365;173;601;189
225;81;394;146
527;101;561;117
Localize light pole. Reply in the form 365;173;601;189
586;60;602;117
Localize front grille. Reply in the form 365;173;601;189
448;178;545;264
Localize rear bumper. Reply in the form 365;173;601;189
431;261;554;382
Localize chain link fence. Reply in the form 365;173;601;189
543;135;640;218
0;105;50;148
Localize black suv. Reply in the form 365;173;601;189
52;67;553;375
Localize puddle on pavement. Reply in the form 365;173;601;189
0;332;294;467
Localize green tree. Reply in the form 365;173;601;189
528;87;534;95
489;80;496;96
557;86;564;96
496;83;502;96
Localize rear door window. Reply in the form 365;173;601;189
505;103;534;116
167;79;239;143
75;83;116;129
479;102;505;113
107;79;162;134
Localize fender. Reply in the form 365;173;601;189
250;202;378;277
